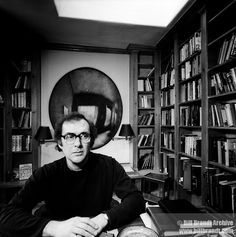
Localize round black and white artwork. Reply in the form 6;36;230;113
49;67;123;149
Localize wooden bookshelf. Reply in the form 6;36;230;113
156;0;236;213
129;45;160;172
0;49;40;205
206;0;236;212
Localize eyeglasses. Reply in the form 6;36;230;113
61;132;91;145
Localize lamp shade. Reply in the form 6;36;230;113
34;126;52;143
118;124;135;139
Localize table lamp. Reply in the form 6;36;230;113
118;124;135;140
34;126;53;144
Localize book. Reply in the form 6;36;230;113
209;173;236;208
19;163;32;180
182;158;191;190
147;67;155;78
147;206;179;236
218;180;236;212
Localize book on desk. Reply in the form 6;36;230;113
147;199;236;237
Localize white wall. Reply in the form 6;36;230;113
40;49;132;166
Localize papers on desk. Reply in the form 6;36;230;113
140;212;159;233
122;164;134;173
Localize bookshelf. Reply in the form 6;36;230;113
156;0;236;213
0;49;40;205
206;0;236;212
0;60;7;183
159;40;176;194
129;45;159;172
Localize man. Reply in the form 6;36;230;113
0;113;145;237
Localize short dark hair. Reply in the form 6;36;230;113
54;112;97;151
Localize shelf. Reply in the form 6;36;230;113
208;58;236;73
138;108;155;110
161;105;174;110
208;26;236;47
12;107;31;110
179;50;201;65
138;125;155;129
208;161;236;173
161;125;175;129
208;126;236;131
179;73;201;84
138;63;154;68
138;146;154;150
161;147;175;153
178;152;201;161
0;180;26;188
161;85;174;91
208;1;236;24
138;91;154;95
179;126;202;130
179;99;201;106
208;91;236;100
12;127;31;130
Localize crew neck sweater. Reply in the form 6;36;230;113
0;152;145;237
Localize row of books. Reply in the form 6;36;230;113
139;67;155;78
210;102;236;127
13;163;33;181
180;104;202;126
180;78;202;102
161;108;175;126
159;152;175;178
179;31;201;62
208;172;236;213
138;112;154;126
180;54;201;80
160;68;175;89
161;88;175;107
179;157;201;195
19;163;32;180
180;135;202;157
137;133;155;147
161;131;175;150
218;32;236;65
12;134;31;152
138;151;154;170
14;75;30;89
210;67;236;95
210;137;236;167
137;78;153;92
11;91;30;108
12;111;32;128
138;94;154;108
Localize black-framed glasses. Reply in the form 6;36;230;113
61;132;91;145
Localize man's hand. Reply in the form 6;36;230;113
90;213;109;234
42;216;99;237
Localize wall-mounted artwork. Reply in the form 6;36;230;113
49;67;123;149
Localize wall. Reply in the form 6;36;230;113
40;49;132;166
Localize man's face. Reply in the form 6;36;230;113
60;119;91;171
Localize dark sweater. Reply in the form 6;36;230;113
0;152;145;237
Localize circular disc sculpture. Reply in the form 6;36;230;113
49;67;123;149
